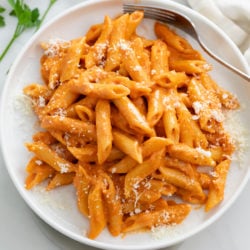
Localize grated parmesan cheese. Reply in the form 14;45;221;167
117;39;131;51
195;147;212;157
150;224;182;240
133;65;142;71
192;101;203;115
151;69;156;75
31;184;74;211
37;96;46;107
224;110;249;166
211;109;224;122
35;160;43;165
222;93;229;99
58;162;69;173
13;93;33;116
192;115;200;120
134;208;141;214
44;38;71;57
53;108;66;120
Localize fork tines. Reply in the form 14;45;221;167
123;4;177;23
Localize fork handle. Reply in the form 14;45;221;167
199;41;250;82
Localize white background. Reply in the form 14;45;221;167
0;1;249;250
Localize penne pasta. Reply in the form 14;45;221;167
125;11;144;39
124;149;165;197
41;115;96;141
105;13;129;71
159;166;206;202
85;16;113;68
167;143;216;167
146;87;165;127
151;39;170;82
60;37;87;82
23;11;240;240
46;172;75;191
155;21;200;55
87;179;107;239
25;157;55;190
102;173;123;236
122;204;191;233
74;165;91;216
112;129;142;163
205;159;231;211
95;99;113;164
68;79;130;99
25;141;76;173
123;42;152;85
113;96;154;136
42;81;79;116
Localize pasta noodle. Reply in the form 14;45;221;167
23;11;240;239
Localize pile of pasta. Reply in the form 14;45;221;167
23;11;240;239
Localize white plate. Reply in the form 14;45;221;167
1;0;250;249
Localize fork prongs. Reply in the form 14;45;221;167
123;4;177;23
123;3;250;81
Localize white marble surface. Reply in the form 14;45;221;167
0;1;249;250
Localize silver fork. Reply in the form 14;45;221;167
123;4;250;82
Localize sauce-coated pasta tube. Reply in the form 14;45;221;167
85;16;113;68
75;105;95;122
205;159;230;211
113;96;154;136
151;39;170;81
67;145;97;163
170;60;212;74
41;115;96;141
159;166;205;201
146;87;165;127
25;157;55;190
96;99;113;164
155;21;196;54
105;13;129;71
102;173;122;236
122;204;191;233
124;149;164;197
46;172;75;191
74;165;91;216
188;77;224;133
125;11;144;39
42;81;79;115
87;179;106;239
167;143;216;167
176;101;208;148
123;44;151;85
163;107;180;143
60;37;87;82
101;75;151;98
25;141;76;173
68;80;130;99
112;129;142;163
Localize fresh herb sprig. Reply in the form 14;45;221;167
0;0;58;62
36;0;57;31
0;0;40;62
0;5;6;27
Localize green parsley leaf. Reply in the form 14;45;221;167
0;0;41;61
0;6;6;13
0;0;58;62
0;15;5;27
9;9;16;16
35;0;57;31
0;5;6;27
